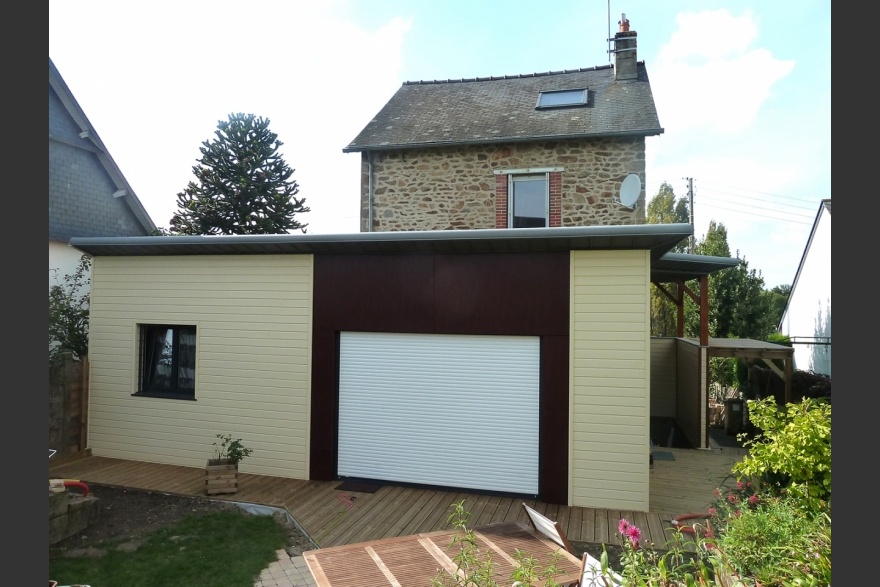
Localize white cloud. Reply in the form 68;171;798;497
652;9;795;134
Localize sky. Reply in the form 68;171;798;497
49;0;830;290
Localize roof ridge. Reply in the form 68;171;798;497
403;63;635;85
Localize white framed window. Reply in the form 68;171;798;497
509;173;549;228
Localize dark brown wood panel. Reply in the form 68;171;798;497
311;252;570;502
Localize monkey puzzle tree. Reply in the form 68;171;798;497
169;112;309;235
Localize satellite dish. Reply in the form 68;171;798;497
619;174;641;209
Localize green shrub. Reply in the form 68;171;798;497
49;255;91;364
791;370;831;401
714;495;830;586
733;397;831;509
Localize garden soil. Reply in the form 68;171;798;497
49;484;316;560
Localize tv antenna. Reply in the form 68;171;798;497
607;1;611;63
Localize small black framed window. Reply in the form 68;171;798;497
138;324;196;399
536;89;588;109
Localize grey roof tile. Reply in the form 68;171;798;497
345;64;662;152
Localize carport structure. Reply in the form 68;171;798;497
650;253;794;449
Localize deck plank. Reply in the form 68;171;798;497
49;448;742;555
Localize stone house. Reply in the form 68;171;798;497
345;18;660;232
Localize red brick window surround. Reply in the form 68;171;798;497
494;168;563;228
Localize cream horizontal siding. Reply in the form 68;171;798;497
87;255;313;480
569;250;650;511
650;337;678;419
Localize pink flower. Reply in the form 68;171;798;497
713;488;721;498
728;494;738;503
626;524;642;547
737;481;745;490
748;495;759;506
618;519;631;535
707;507;717;516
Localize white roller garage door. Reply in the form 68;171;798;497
338;331;540;495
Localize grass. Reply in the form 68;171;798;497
49;509;288;587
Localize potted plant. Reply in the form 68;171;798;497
205;433;253;495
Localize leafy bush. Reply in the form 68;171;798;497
714;495;831;586
49;255;91;363
733;397;831;509
791;370;831;401
211;434;253;464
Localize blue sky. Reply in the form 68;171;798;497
49;1;830;289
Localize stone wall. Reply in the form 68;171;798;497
359;137;647;232
49;489;100;545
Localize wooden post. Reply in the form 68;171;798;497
699;275;709;346
79;355;89;452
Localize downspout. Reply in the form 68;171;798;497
366;150;374;232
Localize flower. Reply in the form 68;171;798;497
625;524;642;547
618;518;631;534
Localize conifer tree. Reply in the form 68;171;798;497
169;113;309;235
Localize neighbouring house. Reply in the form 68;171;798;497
50;57;156;456
70;226;754;511
344;17;660;232
49;57;156;288
778;199;831;376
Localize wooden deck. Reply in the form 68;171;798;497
49;445;746;550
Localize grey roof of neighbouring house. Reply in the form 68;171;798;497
344;63;663;153
69;223;740;283
49;58;157;238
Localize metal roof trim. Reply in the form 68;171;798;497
70;224;694;257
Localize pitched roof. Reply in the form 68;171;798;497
344;64;663;153
49;58;157;236
777;198;831;328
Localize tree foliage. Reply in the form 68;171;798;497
733;396;832;510
49;255;91;363
682;221;778;341
646;182;690;336
169;112;309;235
765;284;791;329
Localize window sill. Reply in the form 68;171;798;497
133;391;196;401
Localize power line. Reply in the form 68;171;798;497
693;201;813;226
646;179;819;223
696;186;818;214
694;195;815;221
694;179;823;205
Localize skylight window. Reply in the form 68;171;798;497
536;89;588;109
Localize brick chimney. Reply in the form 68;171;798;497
613;13;638;82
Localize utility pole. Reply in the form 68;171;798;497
684;177;694;253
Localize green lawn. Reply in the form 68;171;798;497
50;509;287;587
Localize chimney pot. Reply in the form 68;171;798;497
613;14;637;81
